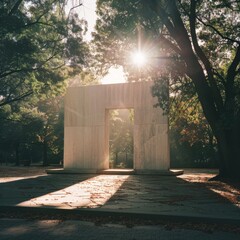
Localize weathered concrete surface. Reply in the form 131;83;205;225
0;167;239;222
64;82;170;172
0;218;239;240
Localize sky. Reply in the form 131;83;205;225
66;0;97;41
68;0;126;84
77;0;97;41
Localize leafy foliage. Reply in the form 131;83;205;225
0;95;65;166
170;98;217;168
0;0;93;165
94;0;240;179
0;0;88;106
109;109;134;168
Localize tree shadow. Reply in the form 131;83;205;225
102;173;240;220
0;173;96;207
0;168;239;222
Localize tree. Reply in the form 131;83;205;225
0;95;66;166
94;0;240;180
0;100;44;165
109;109;134;168
36;97;64;166
0;0;89;165
0;0;88;107
170;98;217;168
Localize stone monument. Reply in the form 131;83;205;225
63;81;170;173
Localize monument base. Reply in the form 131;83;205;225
134;169;184;176
46;168;183;176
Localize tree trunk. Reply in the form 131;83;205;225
145;0;240;181
42;139;48;166
15;142;20;166
215;125;240;180
115;152;118;168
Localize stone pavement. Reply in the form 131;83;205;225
0;167;239;224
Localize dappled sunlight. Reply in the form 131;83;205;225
178;170;240;208
1;225;29;236
206;183;240;208
177;171;217;183
1;168;240;221
17;175;129;209
0;220;64;237
0;175;46;183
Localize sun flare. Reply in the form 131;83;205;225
131;51;147;67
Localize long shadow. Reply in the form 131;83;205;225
102;173;240;221
0;172;97;206
0;168;239;223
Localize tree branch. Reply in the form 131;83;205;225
213;70;227;88
0;68;34;79
146;0;220;131
196;17;240;45
227;45;240;82
0;47;65;80
8;0;24;16
67;2;83;21
146;0;176;35
189;0;223;111
0;91;33;107
159;35;182;56
226;45;240;102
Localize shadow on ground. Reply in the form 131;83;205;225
0;166;239;221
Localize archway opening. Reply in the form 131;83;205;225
108;109;134;169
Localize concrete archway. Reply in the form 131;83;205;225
64;81;170;173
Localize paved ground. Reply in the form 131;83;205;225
0;166;240;239
0;166;239;222
0;218;239;240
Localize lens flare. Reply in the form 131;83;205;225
131;51;147;67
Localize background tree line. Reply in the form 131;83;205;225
0;0;88;166
1;0;237;177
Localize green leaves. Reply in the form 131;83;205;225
0;0;88;107
94;0;240;176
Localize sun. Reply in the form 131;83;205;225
131;51;147;67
